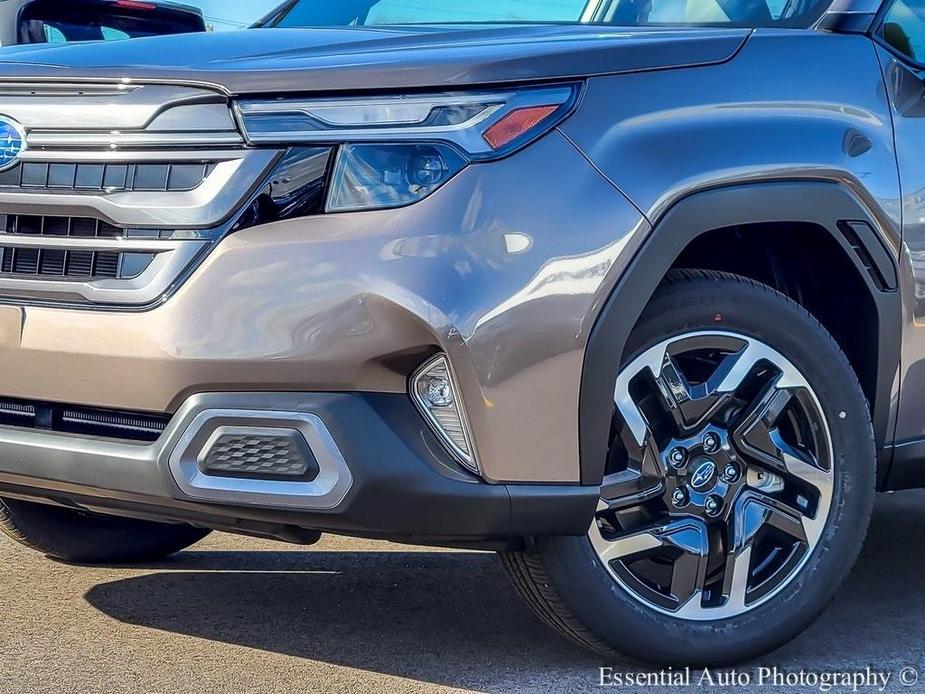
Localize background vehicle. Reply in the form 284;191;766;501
0;0;916;668
0;0;204;46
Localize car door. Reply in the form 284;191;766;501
874;0;925;449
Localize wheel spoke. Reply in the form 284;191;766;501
715;338;805;393
614;343;666;451
653;350;741;435
739;490;808;545
614;335;747;446
716;490;809;609
665;521;711;608
718;545;752;613
591;518;708;562
607;387;666;511
733;383;792;468
733;381;830;494
593;525;664;564
591;518;711;610
598;468;664;512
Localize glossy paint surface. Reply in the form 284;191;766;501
0;25;747;94
562;31;901;238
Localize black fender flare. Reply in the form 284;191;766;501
579;181;901;485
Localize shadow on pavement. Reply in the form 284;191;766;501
83;491;925;689
85;548;601;689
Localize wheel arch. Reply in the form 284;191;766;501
579;181;901;486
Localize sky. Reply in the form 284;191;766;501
185;1;281;31
183;1;593;30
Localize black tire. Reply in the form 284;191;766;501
501;270;876;665
0;497;211;564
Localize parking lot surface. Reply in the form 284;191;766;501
2;491;925;693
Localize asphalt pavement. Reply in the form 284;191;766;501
2;491;925;693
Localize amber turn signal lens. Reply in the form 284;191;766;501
482;105;559;150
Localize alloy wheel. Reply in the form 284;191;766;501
591;330;833;620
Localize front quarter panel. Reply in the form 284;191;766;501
561;31;901;237
560;30;903;477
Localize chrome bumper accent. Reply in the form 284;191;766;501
169;409;353;510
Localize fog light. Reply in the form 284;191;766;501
424;376;454;408
411;354;478;474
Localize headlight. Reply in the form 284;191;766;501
326;143;466;212
235;84;580;213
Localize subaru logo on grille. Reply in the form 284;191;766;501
690;460;717;490
0;116;25;171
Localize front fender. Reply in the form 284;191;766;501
578;181;902;485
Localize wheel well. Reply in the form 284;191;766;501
669;222;879;413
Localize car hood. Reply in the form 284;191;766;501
0;25;750;95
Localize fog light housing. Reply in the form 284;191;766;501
411;354;478;474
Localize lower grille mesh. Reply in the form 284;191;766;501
0;214;124;238
0;215;159;280
0;398;169;442
203;433;312;477
0;247;125;279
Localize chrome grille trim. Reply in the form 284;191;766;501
0;234;190;251
27;130;244;149
0;238;208;306
18;149;248;163
0;82;277;306
0;151;278;228
0;84;231;131
0;84;143;98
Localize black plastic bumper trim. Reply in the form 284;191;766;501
0;392;598;542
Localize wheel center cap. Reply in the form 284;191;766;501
689;459;717;491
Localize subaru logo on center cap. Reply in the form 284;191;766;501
0;116;26;171
690;460;717;490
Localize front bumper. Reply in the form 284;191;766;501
0;131;648;485
0;391;597;543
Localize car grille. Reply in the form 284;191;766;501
0;397;169;442
0;161;217;193
0;81;279;307
1;214;126;238
0;215;156;279
0;246;146;279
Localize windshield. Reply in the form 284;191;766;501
262;0;831;29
